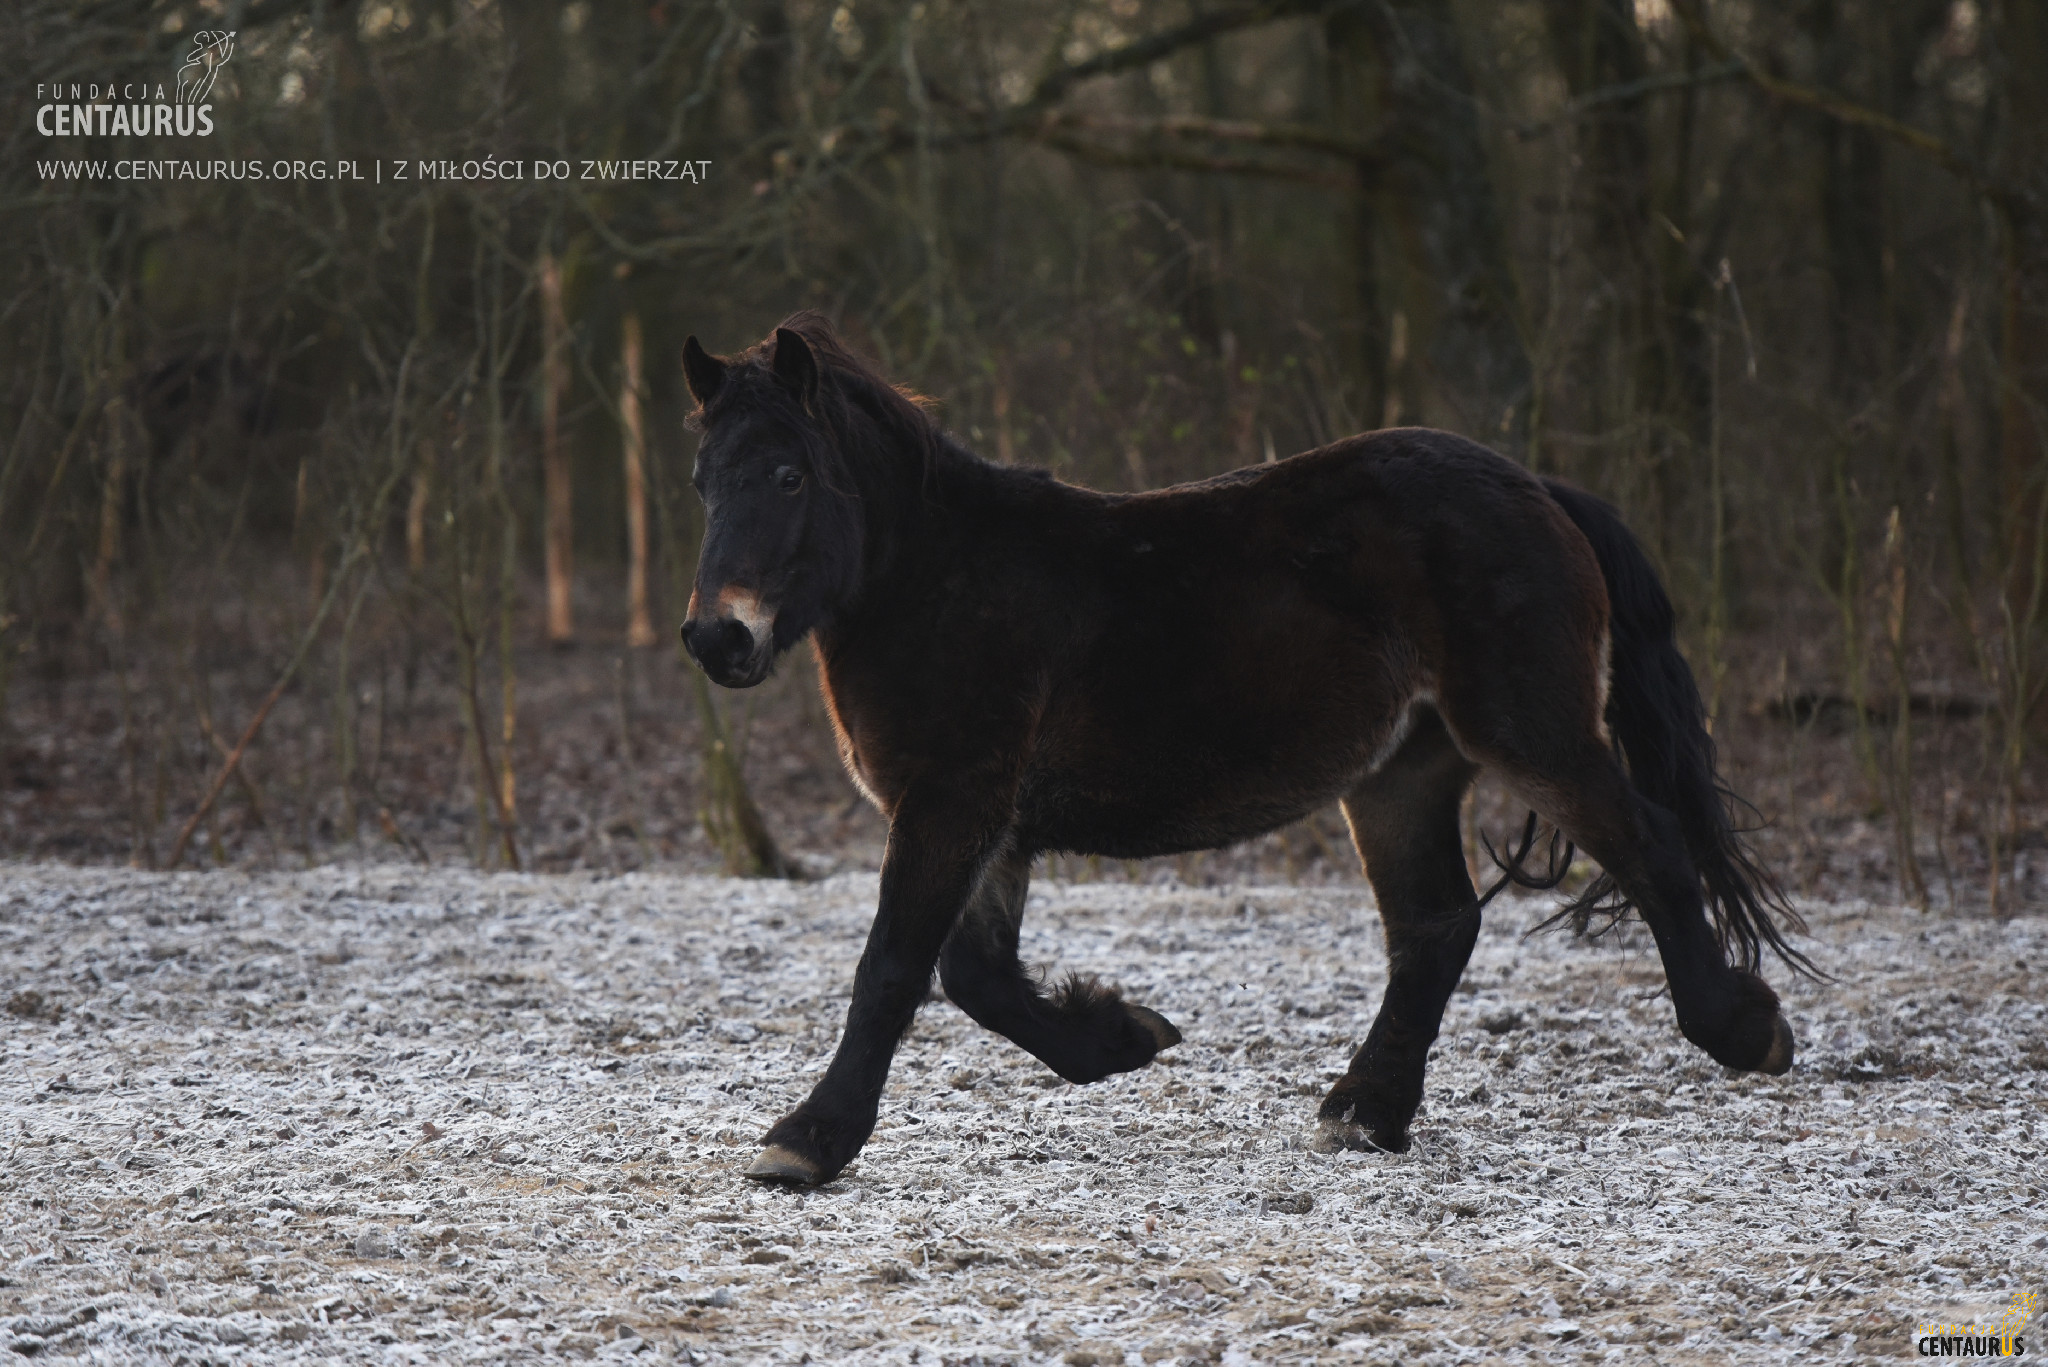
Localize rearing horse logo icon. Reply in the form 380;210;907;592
176;31;235;105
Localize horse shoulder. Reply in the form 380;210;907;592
813;598;1050;820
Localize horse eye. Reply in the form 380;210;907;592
775;465;804;494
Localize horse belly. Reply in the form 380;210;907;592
1018;589;1424;855
1017;703;1387;859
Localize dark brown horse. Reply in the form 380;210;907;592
679;313;1810;1186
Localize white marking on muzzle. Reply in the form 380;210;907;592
714;587;776;650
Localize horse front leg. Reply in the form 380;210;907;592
938;849;1181;1083
747;793;1012;1185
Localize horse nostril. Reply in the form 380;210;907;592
718;620;755;661
682;617;758;676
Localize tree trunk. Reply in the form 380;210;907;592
620;311;655;649
1810;0;1950;409
1996;0;2048;741
539;252;574;647
1808;0;1883;407
1539;0;1672;467
92;399;129;636
737;0;791;138
407;437;432;578
1324;17;1389;433
689;666;797;879
1328;0;1532;451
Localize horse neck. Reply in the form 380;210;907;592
844;416;965;572
823;414;982;643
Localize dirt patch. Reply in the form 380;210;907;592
8;625;2042;913
1;864;2042;1362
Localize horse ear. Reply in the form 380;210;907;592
772;327;818;408
682;335;725;407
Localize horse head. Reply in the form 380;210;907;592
679;322;866;688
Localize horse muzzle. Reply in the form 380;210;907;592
681;615;772;688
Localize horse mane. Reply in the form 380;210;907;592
729;311;949;484
774;312;936;419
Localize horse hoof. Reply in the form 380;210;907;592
1694;971;1795;1074
744;1145;825;1185
1313;1118;1407;1154
1713;971;1794;1074
1128;1005;1183;1052
1310;1120;1362;1154
1757;1014;1795;1075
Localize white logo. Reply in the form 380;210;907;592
35;30;234;137
176;31;235;105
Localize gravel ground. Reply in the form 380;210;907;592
1;863;2043;1365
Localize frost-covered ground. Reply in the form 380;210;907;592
1;864;2043;1365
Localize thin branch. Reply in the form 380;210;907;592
563;0;1361;266
1024;0;1338;112
168;671;290;868
167;563;358;868
1510;59;1745;140
1667;0;2018;217
1029;128;1361;189
1035;110;1390;162
166;353;411;868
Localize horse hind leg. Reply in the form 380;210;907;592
1319;708;1481;1152
938;851;1181;1084
1496;743;1792;1074
1436;666;1792;1076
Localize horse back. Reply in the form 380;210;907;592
815;427;1605;853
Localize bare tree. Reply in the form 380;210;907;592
540;251;574;647
621;308;656;649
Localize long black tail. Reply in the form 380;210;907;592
1540;479;1818;978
